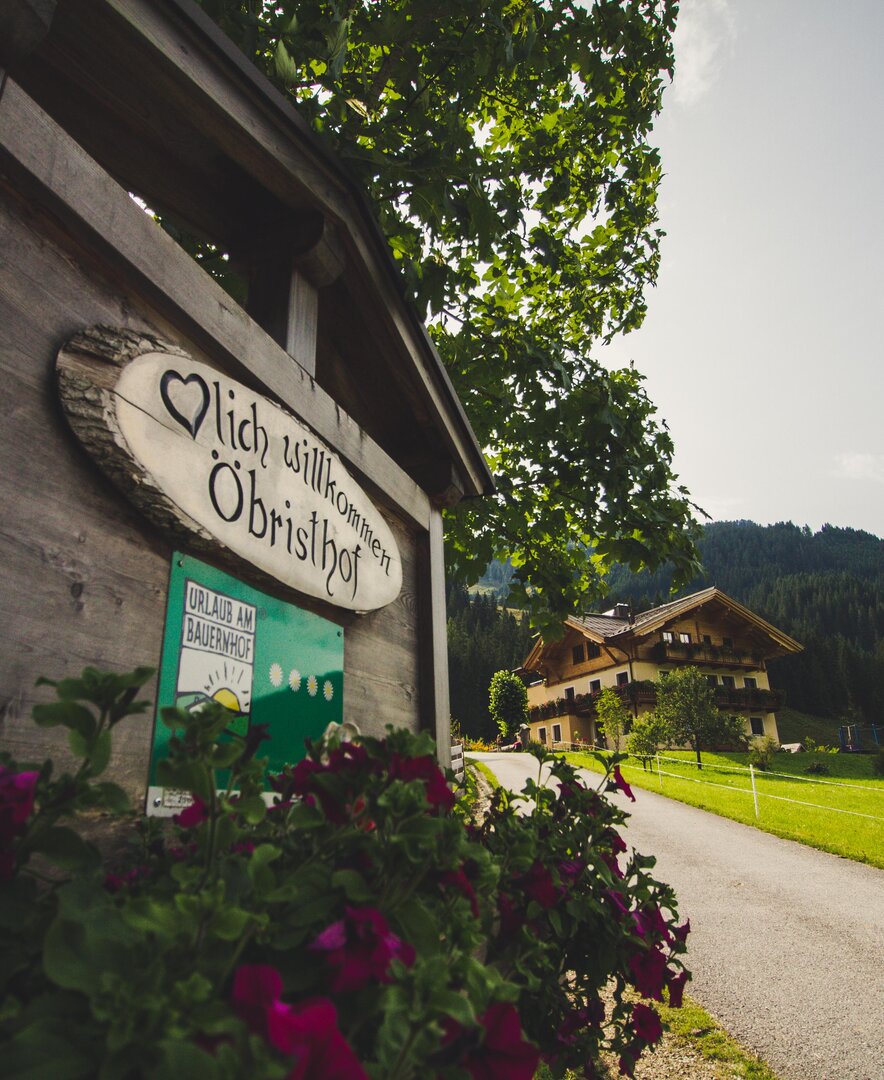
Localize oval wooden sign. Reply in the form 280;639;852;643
57;327;402;612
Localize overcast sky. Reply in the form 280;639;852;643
602;0;884;538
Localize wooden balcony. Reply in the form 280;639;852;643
529;682;783;723
650;642;765;670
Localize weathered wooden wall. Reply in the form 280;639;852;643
0;176;421;798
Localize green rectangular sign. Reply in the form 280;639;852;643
147;552;343;814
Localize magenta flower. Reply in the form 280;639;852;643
462;1002;540;1080
628;947;668;1001
388;753;455;813
672;918;691;943
440;866;480;918
0;768;39;880
268;998;368;1080
631;1002;662;1045
231;965;366;1080
632;905;670;942
605;889;629;920
310;906;414;992
497;892;524;936
232;964;284;1035
612;766;636;802
667;970;689;1008
173;796;208;828
520;861;558;908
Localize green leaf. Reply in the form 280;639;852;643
30;827;100;874
331;868;373;902
88;730;112;777
32;702;95;738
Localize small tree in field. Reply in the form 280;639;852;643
654;666;744;769
595;687;630;752
489;669;528;740
627;711;670;770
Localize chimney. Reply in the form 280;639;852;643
613;603;631;620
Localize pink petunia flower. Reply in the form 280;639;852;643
611;766;636;802
310;906;414;992
631;1002;663;1044
173;796;208;829
628;947;668;1001
388;753;455;813
462;1002;540;1080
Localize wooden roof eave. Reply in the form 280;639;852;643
15;0;493;502
614;588;803;655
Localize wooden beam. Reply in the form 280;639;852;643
0;0;56;70
0;78;431;532
418;508;451;766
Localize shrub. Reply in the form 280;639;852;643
804;761;830;776
747;735;780;771
1;667;689;1078
488;670;528;740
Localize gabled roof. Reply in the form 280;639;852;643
521;587;802;672
609;587;802;653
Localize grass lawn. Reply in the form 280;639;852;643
564;748;884;869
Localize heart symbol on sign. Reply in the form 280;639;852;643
160;370;210;440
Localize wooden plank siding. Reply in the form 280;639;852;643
0;60;483;802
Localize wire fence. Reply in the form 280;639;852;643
552;742;884;824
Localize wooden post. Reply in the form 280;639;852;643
418;507;451;767
245;213;345;379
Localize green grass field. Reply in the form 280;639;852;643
564;747;884;869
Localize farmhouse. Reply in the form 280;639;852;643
519;588;802;748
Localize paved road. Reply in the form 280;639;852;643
469;753;884;1080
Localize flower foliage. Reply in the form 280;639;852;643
0;668;689;1078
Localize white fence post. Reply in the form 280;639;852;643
450;742;465;784
656;752;663;790
750;763;759;818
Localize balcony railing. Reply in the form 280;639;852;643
528;681;783;723
651;642;765;668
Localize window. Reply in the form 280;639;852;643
662;631;674;644
702;634;712;645
587;642;601;659
744;677;757;689
571;644;585;665
616;672;629;687
590;679;601;693
564;686;575;703
721;675;735;689
750;717;764;736
538;727;547;744
552;723;562;743
706;675;718;687
722;637;733;649
679;632;691;644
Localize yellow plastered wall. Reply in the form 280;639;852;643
528;714;596;747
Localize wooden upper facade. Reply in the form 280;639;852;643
520;588;802;747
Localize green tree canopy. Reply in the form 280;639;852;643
626;710;668;766
654;666;744;768
489;669;529;740
595;686;629;751
201;0;701;629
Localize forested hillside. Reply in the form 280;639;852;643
471;522;884;722
603;521;884;721
446;583;533;740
